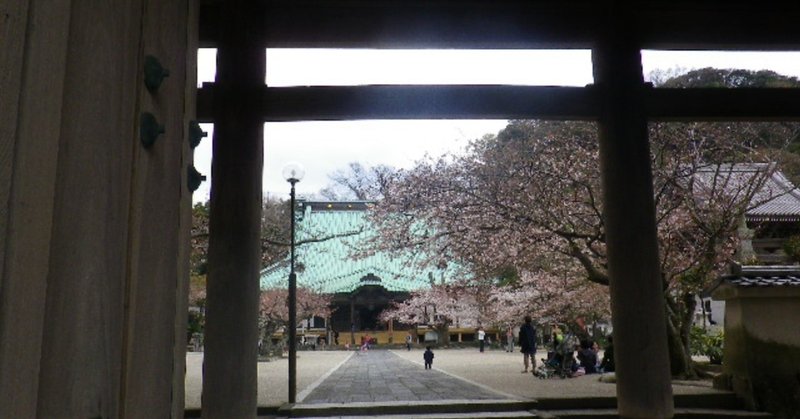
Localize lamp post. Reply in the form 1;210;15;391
282;162;305;404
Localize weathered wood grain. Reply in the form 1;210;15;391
173;1;198;417
120;0;191;417
0;1;70;416
35;1;142;416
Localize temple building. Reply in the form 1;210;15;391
260;200;462;344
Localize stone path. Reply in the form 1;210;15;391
301;350;508;404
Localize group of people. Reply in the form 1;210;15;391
517;318;615;377
544;324;615;377
572;337;614;375
416;317;615;378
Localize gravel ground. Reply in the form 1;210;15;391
185;348;722;408
185;350;353;408
389;348;721;401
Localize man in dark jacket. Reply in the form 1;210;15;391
519;315;537;373
577;339;598;374
599;335;614;372
423;346;434;369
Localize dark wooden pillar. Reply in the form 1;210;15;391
174;2;200;416
202;2;264;417
1;1;193;417
592;17;674;419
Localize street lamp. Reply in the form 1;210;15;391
282;162;304;404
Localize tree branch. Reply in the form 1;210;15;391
261;227;364;248
565;242;610;286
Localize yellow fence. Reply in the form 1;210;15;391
335;328;500;345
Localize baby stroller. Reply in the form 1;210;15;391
533;332;578;379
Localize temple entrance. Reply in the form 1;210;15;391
330;280;409;334
357;305;382;331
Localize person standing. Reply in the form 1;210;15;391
551;324;563;352
423;346;435;369
405;332;413;351
577;339;598;374
599;335;615;372
360;333;371;352
519;315;537;373
506;328;514;352
477;327;486;352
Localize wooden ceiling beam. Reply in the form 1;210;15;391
196;84;596;122
200;1;598;49
200;1;800;50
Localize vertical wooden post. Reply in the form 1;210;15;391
0;1;69;416
592;16;674;419
121;0;192;417
174;1;199;416
202;1;264;417
34;1;145;416
1;1;193;417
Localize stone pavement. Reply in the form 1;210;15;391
185;348;725;409
300;350;508;404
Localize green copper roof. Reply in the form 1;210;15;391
260;201;461;294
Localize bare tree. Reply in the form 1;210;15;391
319;162;397;200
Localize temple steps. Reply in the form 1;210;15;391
249;393;773;418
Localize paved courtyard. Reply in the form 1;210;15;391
185;348;723;409
302;350;505;404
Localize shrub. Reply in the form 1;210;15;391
782;235;800;263
690;326;724;365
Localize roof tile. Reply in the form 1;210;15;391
260;202;461;293
725;275;800;287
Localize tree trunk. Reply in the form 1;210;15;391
259;325;284;357
680;292;697;367
435;323;451;346
664;293;697;378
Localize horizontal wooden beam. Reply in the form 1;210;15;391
200;1;800;50
196;84;800;122
196;85;597;122
646;88;800;121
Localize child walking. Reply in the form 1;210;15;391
423;346;434;369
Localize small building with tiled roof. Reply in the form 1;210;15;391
693;164;800;263
740;167;800;263
703;167;800;414
260;200;464;337
697;166;800;329
745;165;800;222
710;265;800;415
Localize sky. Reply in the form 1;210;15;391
193;49;800;203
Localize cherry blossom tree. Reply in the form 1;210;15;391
319;162;397;200
187;274;207;343
379;280;481;346
258;287;334;356
365;118;788;377
487;264;612;331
